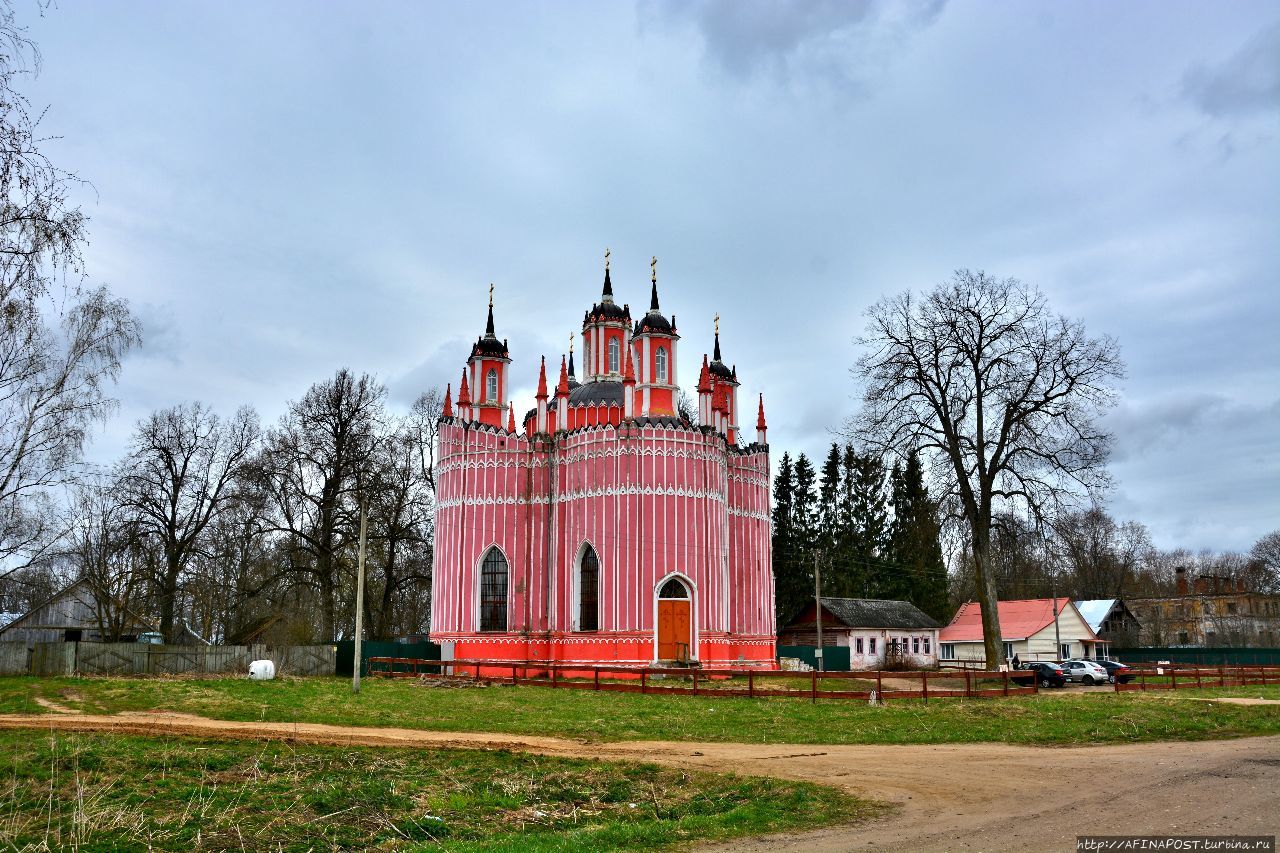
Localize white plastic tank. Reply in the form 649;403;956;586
248;659;276;680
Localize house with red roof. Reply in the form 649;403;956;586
939;598;1105;664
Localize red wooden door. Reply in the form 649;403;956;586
658;600;691;660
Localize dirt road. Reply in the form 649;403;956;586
2;711;1277;851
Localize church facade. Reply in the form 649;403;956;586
430;257;775;668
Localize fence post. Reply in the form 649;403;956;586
594;668;600;691
748;671;755;699
1171;670;1177;690
922;670;928;703
811;669;817;703
641;670;647;694
1219;665;1225;688
1002;670;1009;696
964;669;971;698
877;670;884;702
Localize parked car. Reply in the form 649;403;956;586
1020;661;1067;688
137;632;164;645
1059;659;1110;685
1095;660;1134;684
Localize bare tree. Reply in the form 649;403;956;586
1249;530;1280;595
259;369;385;641
1051;507;1152;599
64;472;150;641
851;270;1123;667
0;8;140;574
119;403;260;642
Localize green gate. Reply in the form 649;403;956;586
335;640;441;677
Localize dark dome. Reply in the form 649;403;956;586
472;335;509;358
708;359;734;380
594;300;629;319
635;313;673;334
568;380;624;406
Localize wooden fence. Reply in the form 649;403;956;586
0;641;336;677
1115;664;1280;692
367;657;1039;701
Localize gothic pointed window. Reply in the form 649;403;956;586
655;346;668;383
608;338;620;374
486;368;498;402
479;547;508;632
659;577;688;598
579;546;599;631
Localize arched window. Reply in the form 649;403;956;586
486;368;498;402
579;546;599;631
479;548;508;632
655;346;668;383
659;577;688;599
608;338;620;374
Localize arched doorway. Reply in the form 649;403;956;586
656;577;692;662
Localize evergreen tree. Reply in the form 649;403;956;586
888;452;949;620
771;453;807;626
847;450;889;597
781;453;817;620
817;443;842;558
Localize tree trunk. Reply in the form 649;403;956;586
159;551;182;644
971;521;1004;669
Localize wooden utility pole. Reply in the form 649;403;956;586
814;552;824;672
352;499;368;694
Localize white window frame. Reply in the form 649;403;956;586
1060;643;1071;659
940;643;955;659
608;338;620;373
486;368;498;402
655;346;668;383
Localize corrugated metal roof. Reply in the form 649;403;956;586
940;598;1097;642
1074;599;1116;634
817;598;942;630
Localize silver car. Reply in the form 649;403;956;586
1059;659;1109;685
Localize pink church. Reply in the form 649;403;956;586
430;257;775;669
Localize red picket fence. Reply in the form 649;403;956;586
366;657;1038;702
1115;664;1280;692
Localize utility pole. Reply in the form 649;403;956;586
813;551;824;672
352;497;368;695
1051;573;1062;661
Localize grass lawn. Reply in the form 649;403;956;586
3;675;1280;745
0;730;871;852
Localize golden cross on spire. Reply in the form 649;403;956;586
650;255;657;283
488;282;494;308
605;247;610;271
714;313;720;335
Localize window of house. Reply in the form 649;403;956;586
912;637;920;654
579;546;599;632
923;638;931;655
608;338;620;374
1206;630;1216;643
479;548;509;632
855;637;864;654
655;346;668;382
1227;602;1237;614
941;643;954;659
1060;643;1071;659
869;637;877;654
486;368;498;402
1003;642;1014;661
1178;631;1190;644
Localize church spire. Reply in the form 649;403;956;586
485;283;496;336
648;255;660;312
507;404;516;433
601;247;614;304
756;394;768;445
443;383;453;418
713;313;721;362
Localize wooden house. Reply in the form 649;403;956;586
778;597;942;669
939;598;1104;663
0;579;155;644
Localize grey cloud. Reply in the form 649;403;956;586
129;302;182;365
387;336;472;406
644;0;945;89
1182;20;1280;118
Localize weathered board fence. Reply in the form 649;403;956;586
0;640;336;677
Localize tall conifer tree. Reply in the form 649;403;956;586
771;453;807;626
888;452;949;619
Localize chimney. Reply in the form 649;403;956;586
1236;577;1246;593
1193;576;1210;595
1176;567;1188;596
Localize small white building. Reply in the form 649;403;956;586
778;597;942;669
939;598;1104;663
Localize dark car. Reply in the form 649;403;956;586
1095;660;1134;684
1013;661;1067;688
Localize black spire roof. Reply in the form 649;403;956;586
589;263;628;321
472;290;509;358
634;267;674;335
708;330;733;380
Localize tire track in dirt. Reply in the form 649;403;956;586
2;712;1277;852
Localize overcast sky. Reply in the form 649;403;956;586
21;1;1279;552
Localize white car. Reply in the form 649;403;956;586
1059;659;1109;685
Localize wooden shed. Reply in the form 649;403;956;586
0;579;156;644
